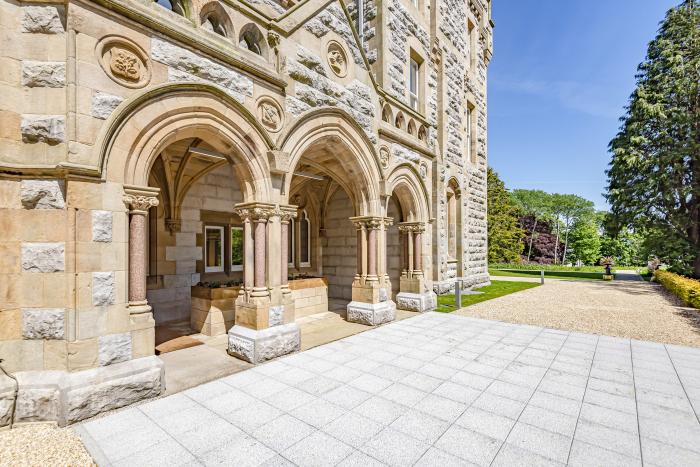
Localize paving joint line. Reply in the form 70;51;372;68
664;344;700;426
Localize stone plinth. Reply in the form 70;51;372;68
227;323;300;364
346;300;396;326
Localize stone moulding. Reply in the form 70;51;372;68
0;356;164;428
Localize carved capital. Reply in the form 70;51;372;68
277;204;298;222
123;194;158;213
397;222;426;234
233;202;277;221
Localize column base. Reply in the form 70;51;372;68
396;291;438;313
0;356;164;428
227;323;300;364
346;300;396;326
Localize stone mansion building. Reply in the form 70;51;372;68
0;0;492;426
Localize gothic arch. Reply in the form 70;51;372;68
95;82;274;203
385;163;431;223
279;108;385;217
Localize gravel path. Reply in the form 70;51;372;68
0;424;93;466
457;279;700;347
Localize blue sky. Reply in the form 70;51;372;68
488;0;679;210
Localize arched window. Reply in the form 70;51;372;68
381;104;392;123
418;125;428;142
407;119;417;137
239;24;265;56
299;210;311;267
395;112;405;130
154;0;186;16
288;218;295;267
202;14;227;36
446;180;461;262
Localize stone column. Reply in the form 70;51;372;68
243;218;254;295
382;218;393;283
407;229;414;277
279;206;297;293
123;191;159;314
367;224;377;281
395;222;435;313
253;218;267;290
414;229;423;277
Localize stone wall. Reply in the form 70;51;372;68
321;189;357;300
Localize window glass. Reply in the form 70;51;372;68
231;227;243;271
409;59;419;110
205;226;224;272
300;212;310;266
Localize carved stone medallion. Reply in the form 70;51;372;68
257;97;283;132
327;41;348;78
96;36;151;89
419;162;428;178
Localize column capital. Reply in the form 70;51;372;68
123;185;159;214
233;202;277;221
397;222;426;233
350;216;392;230
277;204;298;223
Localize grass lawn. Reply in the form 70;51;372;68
489;268;606;281
435;280;541;313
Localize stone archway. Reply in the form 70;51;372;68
98;83;274;355
280;109;395;326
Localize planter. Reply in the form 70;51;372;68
290;278;328;318
603;275;614;281
191;285;240;336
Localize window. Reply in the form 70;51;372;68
288;218;295;267
467;105;473;162
239;24;264;56
202;14;227;37
231;226;243;271
205;226;224;273
155;0;186;16
409;58;419;111
300;210;311;267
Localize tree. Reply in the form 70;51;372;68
487;168;525;263
568;212;602;265
606;1;700;275
558;195;595;264
510;189;552;261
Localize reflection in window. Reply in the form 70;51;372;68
205;226;224;273
288;218;295;267
300;211;310;267
231;226;243;271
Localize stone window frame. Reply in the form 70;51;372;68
467;18;477;71
288;218;296;268
238;23;267;58
199;1;234;39
154;0;190;18
204;225;225;273
408;49;425;113
466;99;476;163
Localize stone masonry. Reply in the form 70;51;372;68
0;0;493;425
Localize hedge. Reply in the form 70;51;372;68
654;270;700;309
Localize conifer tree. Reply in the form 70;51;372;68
487;168;524;263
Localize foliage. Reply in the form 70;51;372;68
487;168;525;263
606;1;700;275
568;213;602;265
599;224;646;266
510;189;551;262
435;281;540;312
489;269;605;280
517;215;559;263
654;269;700;308
489;263;606;272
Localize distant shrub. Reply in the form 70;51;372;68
490;263;606;273
654;270;700;309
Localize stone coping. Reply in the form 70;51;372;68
288;277;328;290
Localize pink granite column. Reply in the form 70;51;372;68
414;230;423;273
402;229;409;273
407;229;414;276
280;220;289;287
254;219;267;288
124;194;158;314
243;218;254;292
368;226;377;279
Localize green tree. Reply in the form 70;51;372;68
568;212;602;265
510;189;552;261
557;194;596;264
487;168;524;262
606;1;700;275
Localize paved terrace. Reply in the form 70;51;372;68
76;312;700;466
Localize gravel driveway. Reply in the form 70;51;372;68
459;279;700;347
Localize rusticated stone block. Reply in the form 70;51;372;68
98;332;131;366
91;210;113;242
20;180;65;209
21;243;65;272
228;323;300;364
91;92;123;120
92;271;115;306
22;308;65;339
21;115;65;145
21;5;65;34
21;61;66;88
